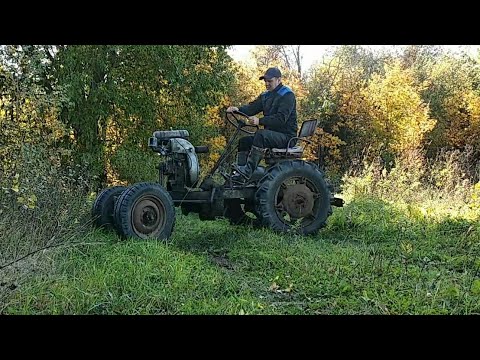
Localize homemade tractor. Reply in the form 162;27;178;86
92;111;344;240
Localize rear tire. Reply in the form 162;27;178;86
92;186;127;230
255;160;332;235
114;182;175;241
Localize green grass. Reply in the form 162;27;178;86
3;196;479;315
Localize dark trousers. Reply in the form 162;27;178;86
238;129;293;152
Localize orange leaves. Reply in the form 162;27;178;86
362;60;436;154
442;90;480;148
199;135;227;175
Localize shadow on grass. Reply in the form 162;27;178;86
170;213;245;270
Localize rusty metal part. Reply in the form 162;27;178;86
132;197;166;235
280;183;315;219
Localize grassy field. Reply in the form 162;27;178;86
2;194;479;315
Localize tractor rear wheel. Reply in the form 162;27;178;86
255;160;332;235
114;182;175;240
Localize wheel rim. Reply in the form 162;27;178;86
131;195;166;238
274;176;321;228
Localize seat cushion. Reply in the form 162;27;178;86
271;145;304;154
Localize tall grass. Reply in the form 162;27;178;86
342;148;479;221
0;145;98;304
1;147;479;314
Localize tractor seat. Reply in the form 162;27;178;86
270;145;304;156
265;119;318;160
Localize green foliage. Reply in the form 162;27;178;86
3;192;479;314
471;183;480;214
401;45;444;84
52;45;236;182
2;45;480;314
109;145;159;184
342;150;478;223
0;46;72;202
3;147;479;315
0;144;96;289
300;46;388;172
422;54;480;154
299;46;480;178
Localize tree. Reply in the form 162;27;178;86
362;60;436;155
421;54;480;156
300;46;386;171
0;45;70;209
251;45;304;78
52;45;236;183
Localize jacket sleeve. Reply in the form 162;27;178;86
238;94;263;116
259;92;295;131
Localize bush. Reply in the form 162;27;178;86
0;144;96;270
109;145;159;185
342;148;478;221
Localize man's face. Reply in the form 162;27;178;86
264;77;281;92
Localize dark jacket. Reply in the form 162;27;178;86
238;83;298;138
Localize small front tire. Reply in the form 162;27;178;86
92;186;127;230
114;182;175;241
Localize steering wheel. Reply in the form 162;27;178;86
225;110;258;135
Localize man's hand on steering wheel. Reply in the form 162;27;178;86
247;116;259;126
226;106;259;125
226;106;239;113
225;107;258;135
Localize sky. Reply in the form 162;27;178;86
227;45;480;73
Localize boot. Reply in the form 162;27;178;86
236;151;248;166
232;146;265;182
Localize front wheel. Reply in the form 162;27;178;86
114;182;175;240
92;186;127;230
255;160;332;235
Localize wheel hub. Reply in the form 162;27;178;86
133;199;162;234
281;183;315;219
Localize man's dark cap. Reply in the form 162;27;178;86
259;67;282;80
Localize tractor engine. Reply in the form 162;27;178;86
148;130;208;191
